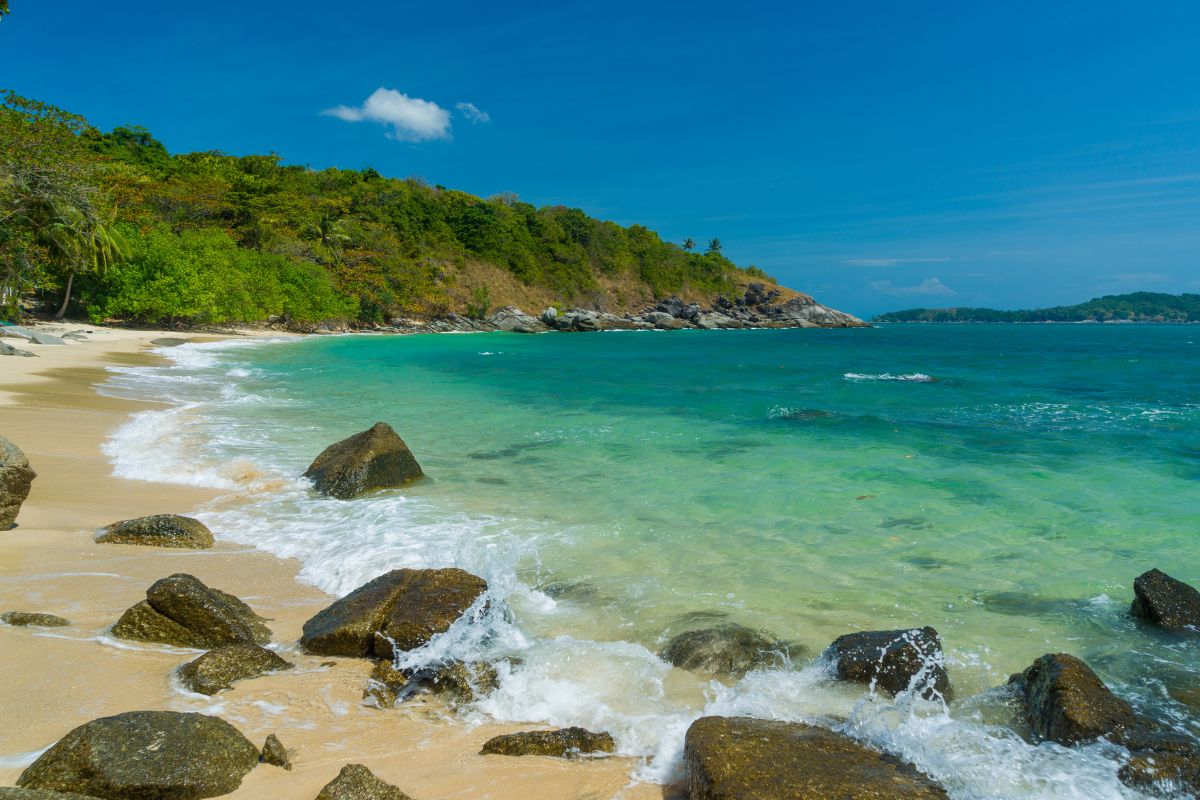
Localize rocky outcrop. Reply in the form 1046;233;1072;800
479;728;615;758
483;306;548;334
300;568;487;659
96;514;214;549
683;716;948;799
364;658;501;707
1132;568;1200;632
1;611;69;627
1;436;36;530
314;764;413;800
824;626;950;699
260;734;292;770
304;423;424;500
110;573;271;648
17;711;259;799
1010;653;1200;793
177;643;293;695
0;341;36;357
660;623;795;677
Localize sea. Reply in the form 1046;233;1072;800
100;324;1200;798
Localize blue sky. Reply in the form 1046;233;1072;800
4;1;1199;316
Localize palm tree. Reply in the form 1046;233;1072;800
682;237;696;251
44;204;129;319
707;238;722;254
311;215;351;265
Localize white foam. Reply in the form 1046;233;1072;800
844;372;937;382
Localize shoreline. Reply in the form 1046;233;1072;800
0;324;663;799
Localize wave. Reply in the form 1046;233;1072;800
844;372;937;382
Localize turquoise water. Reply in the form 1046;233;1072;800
104;325;1200;797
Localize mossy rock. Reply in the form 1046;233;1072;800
178;643;293;695
96;514;214;549
1132;568;1200;632
684;716;948;799
110;573;271;648
303;422;424;500
824;626;950;699
363;658;501;707
300;567;486;659
0;789;102;799
660;622;797;677
479;727;615;758
17;710;259;799
0;436;36;530
1;611;69;627
314;764;413;800
260;734;292;770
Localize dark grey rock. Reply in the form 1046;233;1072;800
479;727;615;758
260;733;292;770
304;422;424;500
1;611;69;627
314;764;413;800
177;643;293;695
824;626;950;698
1132;568;1200;632
96;514;214;549
16;711;259;799
0;436;36;530
0;341;36;357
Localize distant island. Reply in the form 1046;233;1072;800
872;292;1200;324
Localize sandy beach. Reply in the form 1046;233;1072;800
0;325;662;800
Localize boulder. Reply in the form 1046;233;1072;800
483;306;548;334
260;734;292;770
761;295;868;328
0;788;100;799
300;568;487;659
694;312;744;330
314;764;413;800
645;312;689;330
824;626;950;699
0;436;37;530
1131;568;1200;632
660;623;795;677
684;716;948;799
29;332;65;346
150;337;191;347
96;514;214;549
0;341;36;357
655;297;686;317
364;658;500;707
111;573;271;648
479;727;615;758
17;710;259;799
304;423;424;500
1;611;69;627
1008;652;1136;745
539;307;558;326
177;643;294;695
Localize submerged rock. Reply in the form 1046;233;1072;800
0;436;36;530
177;643;293;695
301;567;487;659
260;733;292;770
314;764;413;800
364;659;501;707
1131;568;1200;632
111;573;271;648
824;626;950;698
149;337;190;347
479;727;615;758
1;611;69;627
660;623;796;677
304;422;424;500
683;716;948;799
96;514;214;549
17;710;259;799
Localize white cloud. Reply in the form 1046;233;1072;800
869;277;956;296
456;102;490;124
323;88;452;142
845;257;951;267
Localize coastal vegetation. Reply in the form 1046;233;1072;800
0;92;777;327
872;292;1200;323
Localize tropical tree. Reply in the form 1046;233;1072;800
310;214;351;264
707;238;722;254
41;202;129;319
0;1;9;21
682;237;695;251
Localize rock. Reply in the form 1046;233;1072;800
644;311;689;330
0;436;37;530
760;295;868;328
96;514;214;549
303;422;424;500
824;626;950;698
314;764;413;800
694;311;744;330
1131;568;1200;632
540;307;558;326
150;337;191;347
29;332;65;345
0;341;36;357
365;658;501;707
111;573;271;648
655;297;685;317
260;733;292;770
1;611;69;627
300;567;487;658
479;727;615;758
0;788;101;799
660;623;795;677
16;710;259;799
683;716;948;799
177;643;293;695
483;306;549;334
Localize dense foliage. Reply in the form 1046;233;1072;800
872;292;1200;323
0;92;769;326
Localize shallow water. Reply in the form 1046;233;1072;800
101;325;1200;797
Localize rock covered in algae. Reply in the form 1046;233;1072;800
363;658;501;707
96;514;214;549
177;643;293;695
17;710;259;799
314;764;414;800
260;733;292;770
303;422;423;500
479;727;615;758
300;567;486;659
1132;568;1200;632
110;573;271;648
0;435;36;530
660;622;797;677
1;611;69;627
824;626;950;698
683;716;949;799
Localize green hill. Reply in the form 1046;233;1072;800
0;92;788;327
872;292;1200;324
